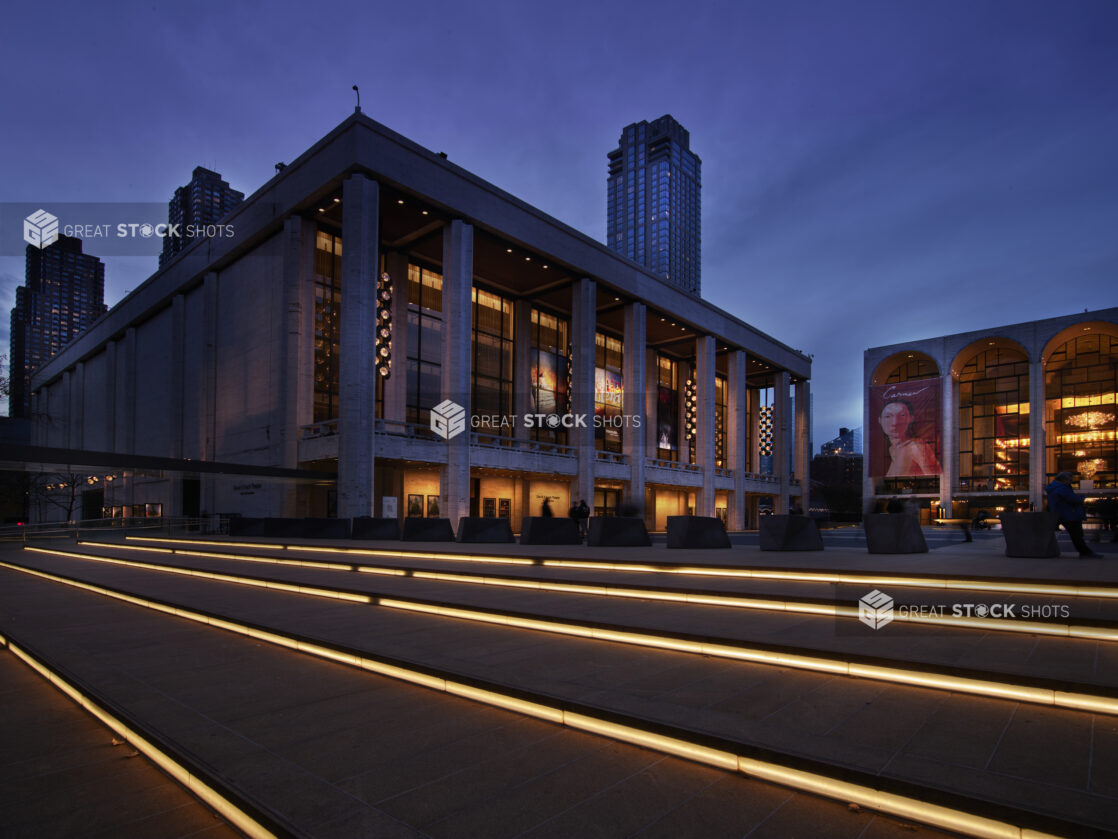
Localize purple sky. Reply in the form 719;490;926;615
3;0;1116;445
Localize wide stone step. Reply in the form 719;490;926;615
3;549;1115;836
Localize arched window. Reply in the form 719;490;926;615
957;347;1029;491
1046;333;1118;488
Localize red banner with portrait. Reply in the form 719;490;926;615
869;378;942;478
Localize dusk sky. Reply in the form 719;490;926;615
3;0;1116;445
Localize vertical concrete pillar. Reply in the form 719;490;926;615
726;350;748;530
749;386;761;476
279;217;315;516
384;251;410;425
170;293;185;460
513;298;532;441
1028;358;1046;509
696;336;716;517
940;371;957;516
774;372;791;514
338;174;379;519
104;340;117;454
571;278;596;508
441;220;473;525
68;366;82;451
624;303;647;515
121;327;137;455
794;379;811;513
201;273;218;515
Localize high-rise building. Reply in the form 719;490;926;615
159;166;244;267
820;426;863;456
607;115;701;295
9;235;105;418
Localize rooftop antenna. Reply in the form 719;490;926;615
352;84;361;113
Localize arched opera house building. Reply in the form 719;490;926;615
28;113;811;530
865;308;1118;520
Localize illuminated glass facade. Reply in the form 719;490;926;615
1046;333;1118;489
530;309;570;444
313;231;341;422
958;347;1029;492
10;235;105;418
406;263;443;426
607;116;701;295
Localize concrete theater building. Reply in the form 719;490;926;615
27;112;811;531
864;307;1118;521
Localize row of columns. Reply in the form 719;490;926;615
334;173;810;522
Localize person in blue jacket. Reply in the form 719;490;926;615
1045;472;1102;558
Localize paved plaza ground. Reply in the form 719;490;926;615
1;526;1116;837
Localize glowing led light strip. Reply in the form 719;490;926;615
19;548;1118;717
0;633;279;839
27;548;371;604
0;561;1064;839
123;536;1118;600
88;543;1118;641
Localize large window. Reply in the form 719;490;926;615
406;263;443;427
715;375;727;468
1046;333;1118;489
656;355;679;459
313;230;341;422
958;347;1029;491
595;333;624;452
531;309;569;443
472;288;513;434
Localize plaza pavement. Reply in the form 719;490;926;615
1;527;1116;838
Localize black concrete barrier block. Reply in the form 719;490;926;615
520;517;582;545
302;517;351;539
666;516;731;549
457;517;515;543
1000;512;1060;558
588;516;652;547
228;517;267;537
864;513;928;554
261;518;305;538
351;517;401;540
758;515;824;551
402;517;456;542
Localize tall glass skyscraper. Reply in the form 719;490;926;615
607;115;701;295
159;166;244;267
9;235;105;418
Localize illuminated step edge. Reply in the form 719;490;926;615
0;561;1073;839
21;548;1118;718
0;632;289;839
91;542;1118;641
122;535;1118;599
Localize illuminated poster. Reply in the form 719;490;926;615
531;351;568;415
595;367;624;447
657;386;678;452
869;378;942;478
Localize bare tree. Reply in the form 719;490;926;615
29;473;86;523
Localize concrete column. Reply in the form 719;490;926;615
121;327;137;455
68;365;82;450
571;278;596;507
384;251;410;424
337;174;379;519
441;220;473;525
200;273;218;516
170;294;185;460
1028;359;1046;509
624;303;647;515
940;371;957;515
726;351;748;530
774;372;791;514
279;217;315;516
696;336;716;517
794;379;811;513
513;298;532;441
104;340;116;453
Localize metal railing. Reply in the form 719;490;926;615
646;458;702;473
595;450;630;465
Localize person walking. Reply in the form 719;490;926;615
1046;472;1103;558
575;499;590;539
541;498;553;518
